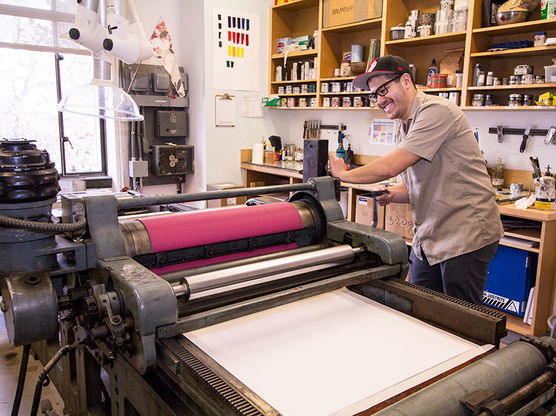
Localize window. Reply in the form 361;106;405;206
0;1;107;175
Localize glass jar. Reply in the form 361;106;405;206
509;75;518;86
472;93;485;107
285;85;293;94
523;94;534;106
301;84;308;94
277;86;285;94
536;75;545;84
353;96;363;107
508;94;523;106
309;97;317;107
331;82;341;93
321;82;329;93
491;158;505;187
292;86;301;94
322;97;331;107
485;94;494;106
298;97;307;107
331;96;341;107
342;97;352;107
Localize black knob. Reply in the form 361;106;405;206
68;28;80;40
103;38;113;51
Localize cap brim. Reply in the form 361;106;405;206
352;70;400;91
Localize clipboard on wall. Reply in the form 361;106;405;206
215;93;236;127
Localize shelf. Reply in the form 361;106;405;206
472;18;556;35
385;31;467;47
468;83;556;90
322;18;382;33
270;106;321;110
271;49;318;59
470;45;556;58
420;87;462;92
499;240;540;253
277;93;317;96
504;228;541;243
271;79;318;84
465;105;556;111
271;0;319;11
321;92;370;95
269;106;378;110
320;76;357;81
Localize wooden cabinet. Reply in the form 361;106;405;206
268;0;556;111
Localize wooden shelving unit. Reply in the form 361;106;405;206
268;0;556;110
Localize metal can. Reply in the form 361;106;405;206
331;82;341;93
342;97;352;107
321;82;329;93
322;97;331;107
292;86;301;94
523;94;534;106
278;86;285;94
286;85;293;94
353;96;363;107
301;84;308;94
508;94;523;106
485;94;494;106
298;97;307;107
331;96;341;107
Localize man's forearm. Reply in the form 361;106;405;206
339;158;395;184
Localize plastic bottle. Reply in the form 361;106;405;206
473;63;483;86
426;58;439;88
455;70;463;88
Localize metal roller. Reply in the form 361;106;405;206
173;245;363;299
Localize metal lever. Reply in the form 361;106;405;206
364;190;388;229
520;125;531;153
496;125;504;143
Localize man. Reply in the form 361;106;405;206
329;55;503;305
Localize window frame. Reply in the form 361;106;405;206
0;2;108;177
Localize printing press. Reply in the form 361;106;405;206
2;139;556;416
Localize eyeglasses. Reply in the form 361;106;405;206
368;75;401;104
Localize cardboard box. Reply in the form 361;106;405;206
384;203;414;240
354;195;385;229
323;0;383;28
206;183;247;208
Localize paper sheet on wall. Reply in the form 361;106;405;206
242;95;263;118
215;95;236;127
212;8;260;91
185;288;491;416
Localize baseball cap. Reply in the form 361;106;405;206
352;55;411;91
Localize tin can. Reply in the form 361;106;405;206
508;94;523;106
285;85;293;94
287;97;296;107
321;82;329;93
298;97;307;107
322;97;331;107
292;86;301;94
345;82;353;92
301;84;308;94
331;96;341;107
353;96;363;107
308;84;316;93
309;97;317;107
342;97;352;107
331;82;341;93
472;94;485;107
278;86;285;94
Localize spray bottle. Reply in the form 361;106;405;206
336;129;346;159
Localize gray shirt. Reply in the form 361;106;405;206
396;91;503;265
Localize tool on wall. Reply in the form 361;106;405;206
488;126;553;152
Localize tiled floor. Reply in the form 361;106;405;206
0;311;65;416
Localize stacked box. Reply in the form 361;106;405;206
354;195;384;229
384;203;414;240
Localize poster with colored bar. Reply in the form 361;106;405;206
213;8;259;91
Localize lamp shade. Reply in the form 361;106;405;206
58;79;143;121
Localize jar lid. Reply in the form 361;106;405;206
509;94;523;98
456;70;463;73
536;31;547;35
391;26;405;30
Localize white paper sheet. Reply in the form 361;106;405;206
215;95;236;127
185;289;490;416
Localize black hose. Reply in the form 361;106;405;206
0;214;86;233
30;344;76;416
11;344;31;416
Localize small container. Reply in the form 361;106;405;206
333;68;340;77
492;77;500;86
342;97;352;107
431;73;439;88
523;94;534;106
353;96;364;107
292;86;301;94
331;82;341;93
322;97;331;107
309;97;317;107
508;94;523;106
308;84;316;93
277;86;285;94
345;82;353;93
438;73;448;88
298;97;307;107
286;85;293;94
509;75;518;86
321;82;329;93
486;71;494;86
275;66;283;82
301;84;308;94
341;82;348;92
502;77;509;85
536;75;545;84
287;97;296;107
485;94;494;106
390;26;405;40
472;93;485;107
455;70;463;88
449;91;460;105
418;25;432;37
280;97;287;107
534;31;547;47
331;96;341;107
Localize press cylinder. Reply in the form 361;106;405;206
120;201;321;257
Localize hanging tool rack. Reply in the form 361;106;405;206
488;126;554;153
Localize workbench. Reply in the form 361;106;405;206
240;151;556;336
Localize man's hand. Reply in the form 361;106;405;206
374;185;394;206
328;154;347;180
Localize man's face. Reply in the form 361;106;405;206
367;74;411;120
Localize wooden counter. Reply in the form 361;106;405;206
240;153;556;336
